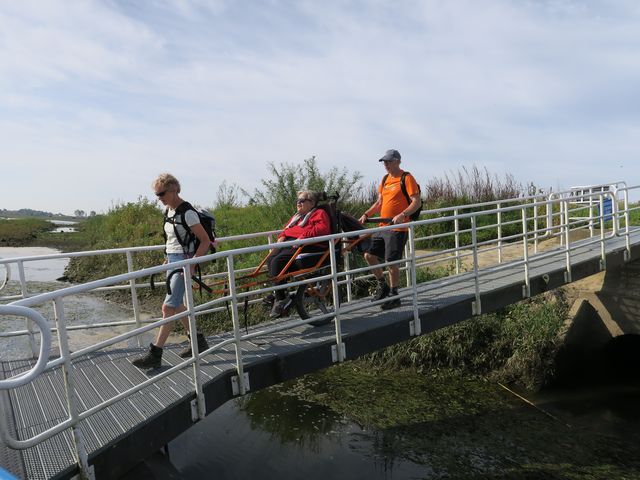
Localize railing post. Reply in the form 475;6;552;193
53;298;95;480
588;195;595;238
623;187;631;261
454;208;461;273
563;199;572;282
343;243;353;303
125;251;143;348
408;225;421;336
533;199;539;254
521;206;530;298
559;200;565;246
496;203;502;264
610;187;619;237
226;255;247;394
183;264;206;420
599;194;606;271
17;260;38;358
471;217;481;316
329;239;345;362
404;242;411;287
546;193;555;240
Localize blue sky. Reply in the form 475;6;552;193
1;0;639;215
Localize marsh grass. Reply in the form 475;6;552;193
0;218;55;246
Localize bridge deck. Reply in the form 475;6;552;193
2;230;639;480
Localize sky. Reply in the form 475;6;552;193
1;0;639;215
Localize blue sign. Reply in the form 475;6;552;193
599;198;613;222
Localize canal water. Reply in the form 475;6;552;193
166;372;640;479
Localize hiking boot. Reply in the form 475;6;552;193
371;281;390;302
381;295;401;310
261;293;275;307
132;343;162;369
270;298;291;319
178;333;210;358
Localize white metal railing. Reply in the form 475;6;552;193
0;182;638;480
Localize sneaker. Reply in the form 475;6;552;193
178;333;210;358
381;295;401;310
270;298;290;319
371;281;390;302
132;343;162;369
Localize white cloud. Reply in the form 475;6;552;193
1;0;640;213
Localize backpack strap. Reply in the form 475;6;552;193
380;174;389;210
399;172;412;206
168;201;196;254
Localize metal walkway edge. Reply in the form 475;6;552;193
2;229;640;480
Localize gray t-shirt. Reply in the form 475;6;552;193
165;208;200;254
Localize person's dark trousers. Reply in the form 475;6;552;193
267;247;320;300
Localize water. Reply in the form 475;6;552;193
166;373;640;479
0;246;69;282
49;219;77;233
0;246;151;360
169;393;430;480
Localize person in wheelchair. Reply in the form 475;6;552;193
267;190;332;318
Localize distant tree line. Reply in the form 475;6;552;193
0;208;63;218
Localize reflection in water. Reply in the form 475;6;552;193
240;386;340;453
166;372;640;480
168;388;431;480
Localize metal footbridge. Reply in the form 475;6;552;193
1;182;639;479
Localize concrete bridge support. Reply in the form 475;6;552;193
555;258;640;384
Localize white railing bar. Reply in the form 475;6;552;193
0;306;51;389
408;225;421;335
125;251;143;349
226;255;247;395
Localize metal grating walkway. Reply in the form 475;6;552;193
2;229;639;479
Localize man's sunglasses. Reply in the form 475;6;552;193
296;198;310;204
155;190;167;197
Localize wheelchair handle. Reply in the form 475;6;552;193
364;217;392;223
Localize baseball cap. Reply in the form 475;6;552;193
379;149;401;162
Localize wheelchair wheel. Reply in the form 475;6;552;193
294;280;334;326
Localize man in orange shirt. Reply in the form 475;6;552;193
358;149;422;309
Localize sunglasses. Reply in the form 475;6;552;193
155;190;167;197
382;159;397;164
296;198;310;204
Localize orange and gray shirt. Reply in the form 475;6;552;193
379;170;420;231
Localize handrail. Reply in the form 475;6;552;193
0;305;51;389
0;182;638;480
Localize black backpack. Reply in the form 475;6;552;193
164;201;216;255
381;171;423;221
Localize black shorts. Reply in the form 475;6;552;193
365;230;408;262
